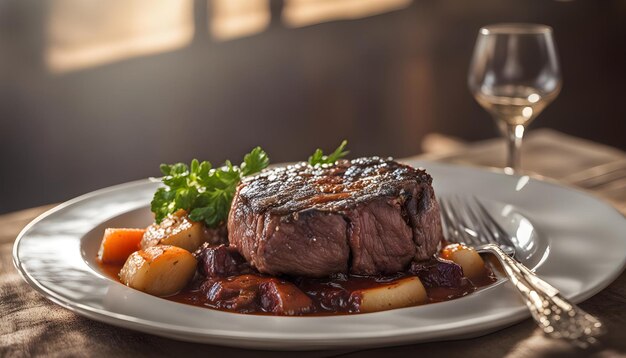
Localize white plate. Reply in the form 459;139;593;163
13;161;626;350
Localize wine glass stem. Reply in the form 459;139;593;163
503;123;525;172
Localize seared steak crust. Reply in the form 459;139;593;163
228;157;443;277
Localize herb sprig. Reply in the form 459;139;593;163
308;140;349;166
151;141;350;227
150;147;269;227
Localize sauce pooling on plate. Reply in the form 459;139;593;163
99;244;497;316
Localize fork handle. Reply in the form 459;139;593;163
483;244;604;347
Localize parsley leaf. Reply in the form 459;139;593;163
308;140;349;166
150;147;269;227
241;147;270;176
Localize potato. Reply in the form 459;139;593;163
119;245;197;297
141;210;207;252
441;243;486;280
356;276;427;313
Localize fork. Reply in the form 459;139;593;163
439;196;605;348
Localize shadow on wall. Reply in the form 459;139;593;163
46;0;413;74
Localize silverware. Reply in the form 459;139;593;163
439;196;605;347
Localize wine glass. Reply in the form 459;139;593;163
468;23;562;173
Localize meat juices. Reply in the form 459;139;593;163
228;157;444;277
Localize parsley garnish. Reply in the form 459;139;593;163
308;140;349;166
150;147;269;227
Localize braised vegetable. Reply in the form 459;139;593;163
119;245;197;296
98;228;145;264
441;243;486;280
150;147;270;228
356;276;427;313
141;209;207;252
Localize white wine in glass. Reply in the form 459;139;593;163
468;24;562;172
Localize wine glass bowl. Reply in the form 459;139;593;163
468;23;562;172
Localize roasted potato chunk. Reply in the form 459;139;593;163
441;243;486;280
356;276;427;313
119;245;197;296
141;210;207;252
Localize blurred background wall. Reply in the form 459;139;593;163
1;0;625;213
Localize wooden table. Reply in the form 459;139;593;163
2;129;625;357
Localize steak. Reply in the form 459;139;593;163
228;157;443;277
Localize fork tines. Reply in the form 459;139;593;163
439;195;514;249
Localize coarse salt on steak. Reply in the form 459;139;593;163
228;157;443;277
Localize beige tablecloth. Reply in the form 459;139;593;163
2;129;625;357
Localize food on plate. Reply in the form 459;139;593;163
98;141;496;314
357;276;427;313
119;245;197;296
98;228;145;264
409;257;464;288
150;147;269;228
141;209;220;252
194;243;252;277
441;243;487;280
228;156;442;277
199;274;315;315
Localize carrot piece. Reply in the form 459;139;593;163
98;228;146;264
